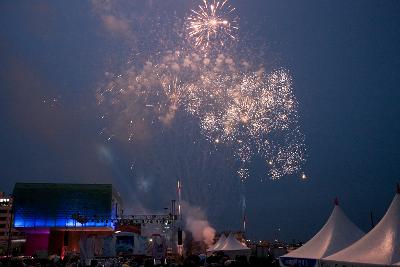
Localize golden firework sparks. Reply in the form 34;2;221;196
97;51;306;181
187;0;238;52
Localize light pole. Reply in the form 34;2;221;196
171;200;176;255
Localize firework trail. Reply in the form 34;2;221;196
240;182;247;233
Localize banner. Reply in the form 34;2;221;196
152;234;166;260
280;257;319;267
115;233;134;255
134;234;148;255
102;236;116;257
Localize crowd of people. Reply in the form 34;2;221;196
0;253;279;267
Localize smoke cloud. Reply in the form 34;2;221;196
182;202;216;247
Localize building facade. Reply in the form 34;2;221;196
0;192;25;255
12;183;123;256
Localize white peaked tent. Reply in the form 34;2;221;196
280;199;364;267
217;233;251;258
207;234;226;252
220;233;250;251
323;190;400;266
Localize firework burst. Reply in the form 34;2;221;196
97;48;305;180
186;0;238;52
185;69;305;180
92;0;308;228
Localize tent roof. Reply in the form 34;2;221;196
282;202;364;260
219;233;250;251
325;193;400;265
207;234;227;252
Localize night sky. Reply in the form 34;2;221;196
1;0;400;243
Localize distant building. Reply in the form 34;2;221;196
0;192;25;255
12;183;123;256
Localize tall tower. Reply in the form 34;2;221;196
177;180;183;256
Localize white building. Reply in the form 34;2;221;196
0;192;24;255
